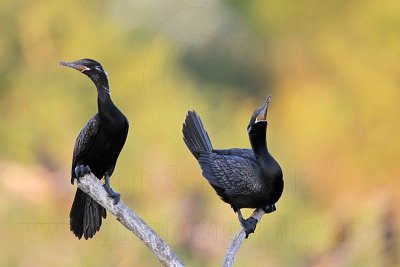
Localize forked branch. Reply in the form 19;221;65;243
76;173;264;267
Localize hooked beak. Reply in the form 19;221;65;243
255;95;271;122
59;61;90;72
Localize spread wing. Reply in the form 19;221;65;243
198;152;262;196
71;115;99;182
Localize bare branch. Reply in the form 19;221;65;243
222;209;266;267
76;173;185;267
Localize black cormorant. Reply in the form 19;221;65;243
60;58;129;239
182;96;283;237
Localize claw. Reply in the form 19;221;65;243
111;192;120;204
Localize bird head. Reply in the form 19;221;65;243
247;95;271;134
59;58;108;85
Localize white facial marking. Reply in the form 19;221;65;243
255;117;267;123
80;67;90;73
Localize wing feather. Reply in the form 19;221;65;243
198;152;261;196
71;115;99;182
212;148;256;162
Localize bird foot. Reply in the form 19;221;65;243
264;204;276;214
103;184;121;204
73;165;91;184
110;192;121;205
241;217;258;238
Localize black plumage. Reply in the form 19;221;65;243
60;58;129;239
182;96;283;237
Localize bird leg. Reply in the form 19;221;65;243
103;174;121;204
264;204;276;214
237;210;258;238
73;165;91;184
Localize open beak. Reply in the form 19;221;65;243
59;61;90;72
256;95;271;122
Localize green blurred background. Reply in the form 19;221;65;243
0;0;399;266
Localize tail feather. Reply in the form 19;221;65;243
70;188;106;240
182;111;213;158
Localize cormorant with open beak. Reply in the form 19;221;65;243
182;96;283;237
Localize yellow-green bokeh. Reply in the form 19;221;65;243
0;0;399;266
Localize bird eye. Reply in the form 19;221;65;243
95;66;102;72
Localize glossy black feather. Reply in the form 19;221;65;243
71;116;98;183
62;58;129;240
182;111;213;158
182;106;283;213
213;148;256;162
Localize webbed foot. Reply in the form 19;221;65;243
103;185;120;205
241;217;258;238
103;174;120;204
237;210;258;238
73;165;91;184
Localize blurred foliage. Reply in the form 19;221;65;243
0;0;399;266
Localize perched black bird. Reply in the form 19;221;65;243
60;59;129;239
182;96;283;237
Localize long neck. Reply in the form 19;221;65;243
249;122;271;168
250;123;267;152
250;122;282;179
94;78;115;116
